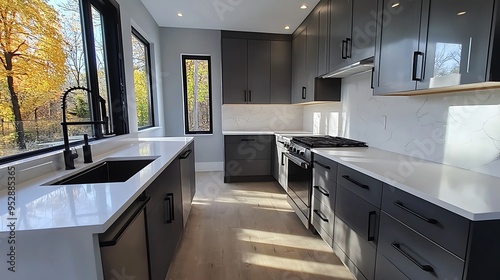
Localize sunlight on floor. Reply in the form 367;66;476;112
236;228;331;252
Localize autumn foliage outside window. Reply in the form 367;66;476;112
0;0;124;160
182;55;213;134
131;29;154;128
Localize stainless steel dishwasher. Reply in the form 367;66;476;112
99;195;150;280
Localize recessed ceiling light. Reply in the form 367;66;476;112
285;26;290;30
391;3;400;8
300;4;307;9
177;13;183;17
457;11;466;16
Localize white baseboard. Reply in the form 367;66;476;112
195;161;224;172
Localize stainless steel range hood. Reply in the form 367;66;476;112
322;57;374;78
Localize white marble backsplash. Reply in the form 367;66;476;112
304;71;500;178
222;105;304;131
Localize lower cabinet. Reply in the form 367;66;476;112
179;142;195;228
224;135;274;182
146;159;184;280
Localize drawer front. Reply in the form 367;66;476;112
311;197;335;239
336;184;380;245
334;216;376;280
224;135;274;144
313;154;337;180
313;171;336;209
378;212;464;280
224;159;271;176
375;252;410;280
382;184;470;259
225;143;272;160
337;164;383;207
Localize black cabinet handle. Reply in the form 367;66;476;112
249;90;252;102
394;201;438;224
341;40;347;59
346;38;352;58
313;185;330;197
313;210;329;222
392;243;434;272
367;211;376;241
301;87;307;99
281;152;285;166
371;67;375;89
179;149;192;159
341;175;369;190
244;90;247;102
313;160;330;170
241;138;256;142
164;193;174;224
412;51;424;81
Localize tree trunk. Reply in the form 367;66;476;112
5;52;26;149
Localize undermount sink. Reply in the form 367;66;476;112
46;157;159;185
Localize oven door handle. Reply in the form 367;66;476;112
284;152;310;169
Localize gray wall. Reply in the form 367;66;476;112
160;28;224;166
116;0;165;136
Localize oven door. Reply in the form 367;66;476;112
284;152;312;226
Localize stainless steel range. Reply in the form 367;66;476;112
284;136;367;229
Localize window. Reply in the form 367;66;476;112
131;29;154;128
0;0;127;163
181;55;213;134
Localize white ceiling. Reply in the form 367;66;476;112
140;0;321;34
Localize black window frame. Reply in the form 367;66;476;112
181;55;214;135
131;27;155;130
0;0;128;165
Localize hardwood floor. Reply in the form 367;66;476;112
167;172;354;280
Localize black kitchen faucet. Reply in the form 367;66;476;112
60;86;108;169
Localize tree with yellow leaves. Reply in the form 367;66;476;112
0;0;66;149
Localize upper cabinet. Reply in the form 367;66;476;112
328;0;377;75
374;0;498;95
222;32;292;104
292;0;342;104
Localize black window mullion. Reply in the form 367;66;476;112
80;0;104;139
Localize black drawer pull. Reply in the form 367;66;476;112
394;201;438;224
164;193;174;224
313;185;330;197
367;211;376;242
313;160;331;170
392;243;434;272
313;210;329;222
240;139;256;142
341;175;369;190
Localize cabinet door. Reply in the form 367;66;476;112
374;0;424;94
305;14;319;102
329;0;352;72
247;40;271;104
180;144;195;228
350;0;377;63
147;160;183;280
222;38;248;104
292;29;307;103
317;0;330;76
270;40;291;104
417;0;494;90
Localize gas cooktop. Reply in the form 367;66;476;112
291;136;368;148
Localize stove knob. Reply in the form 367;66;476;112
299;151;305;156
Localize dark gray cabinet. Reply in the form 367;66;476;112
271;41;292;104
318;1;330;76
329;0;377;73
374;0;499;95
306;10;319;102
222;38;248;104
222;32;292;104
224;135;274;182
292;28;307;104
146;160;183;280
179;143;195;228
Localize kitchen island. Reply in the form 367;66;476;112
0;137;194;280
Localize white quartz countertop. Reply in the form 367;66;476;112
0;137;193;233
312;147;500;221
223;130;314;136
